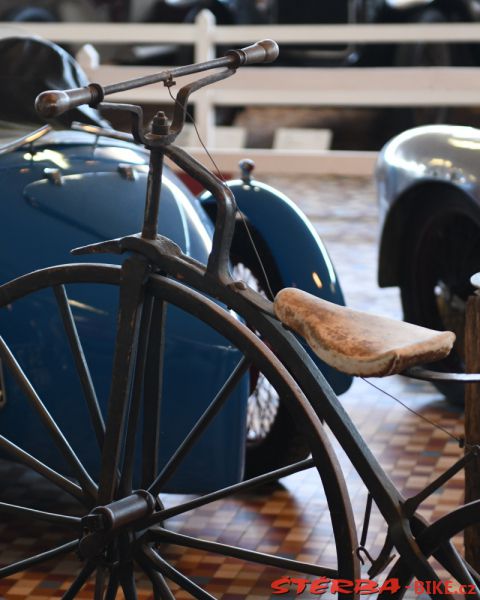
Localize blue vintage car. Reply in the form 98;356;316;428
376;123;480;405
0;36;351;493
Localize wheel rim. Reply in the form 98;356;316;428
231;262;280;446
382;502;480;598
0;264;358;597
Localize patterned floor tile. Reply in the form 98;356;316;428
0;176;472;598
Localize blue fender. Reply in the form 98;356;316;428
200;176;352;395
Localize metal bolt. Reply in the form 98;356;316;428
82;513;106;533
117;163;137;181
44;167;63;186
239;159;255;184
151;111;170;135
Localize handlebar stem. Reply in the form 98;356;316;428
170;67;236;137
33;39;279;283
142;144;165;241
164;144;236;284
97;102;147;145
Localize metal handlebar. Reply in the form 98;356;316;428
35;39;279;119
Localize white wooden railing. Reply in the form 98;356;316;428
8;13;480;175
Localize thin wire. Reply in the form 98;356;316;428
361;377;468;449
166;86;224;181
165;86;276;300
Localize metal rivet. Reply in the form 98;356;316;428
117;164;137;181
44;167;63;186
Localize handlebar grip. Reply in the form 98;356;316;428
35;84;104;118
226;39;279;67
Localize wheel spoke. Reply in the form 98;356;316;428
0;501;80;527
377;557;412;600
435;541;480;598
149;458;314;523
0;262;359;597
95;564;112;600
54;285;105;449
104;566;120;600
137;551;175;600
141;297;167;488
148;356;250;496
0;434;86;504
0;539;78;578
148;527;337;578
386;502;480;599
62;560;96;600
116;532;138;600
119;294;154;496
97;258;148;505
119;563;138;600
464;562;480;587
0;336;97;501
142;546;217;600
149;572;175;600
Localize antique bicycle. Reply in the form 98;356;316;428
0;39;478;599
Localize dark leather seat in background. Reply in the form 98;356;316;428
0;35;107;127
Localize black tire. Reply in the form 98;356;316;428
394;8;451;126
0;263;358;596
230;218;311;479
400;194;480;405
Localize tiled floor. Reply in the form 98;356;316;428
0;176;470;598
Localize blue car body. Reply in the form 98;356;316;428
0;121;351;494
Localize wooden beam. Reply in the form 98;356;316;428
167;148;378;176
10;21;480;45
464;292;480;571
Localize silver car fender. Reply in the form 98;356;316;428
385;0;434;9
376;125;480;286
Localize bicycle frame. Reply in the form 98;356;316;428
32;40;480;597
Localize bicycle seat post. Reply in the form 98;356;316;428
141;111;170;240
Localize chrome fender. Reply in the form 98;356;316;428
385;0;434;9
376;124;480;287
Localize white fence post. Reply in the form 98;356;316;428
193;10;216;148
76;43;100;71
8;19;480;175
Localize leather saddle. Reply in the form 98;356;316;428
274;288;455;377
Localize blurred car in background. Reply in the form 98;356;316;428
0;0;116;22
122;0;480;68
376;124;480;406
10;0;471;72
100;0;480;134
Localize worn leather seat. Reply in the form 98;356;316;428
274;288;455;377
